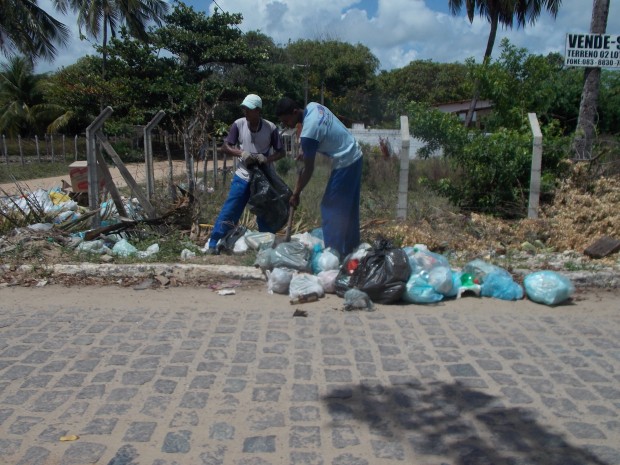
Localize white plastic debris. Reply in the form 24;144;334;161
181;248;196;260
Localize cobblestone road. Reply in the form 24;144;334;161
1;286;619;465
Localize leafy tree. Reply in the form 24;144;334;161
598;70;620;134
154;2;260;126
43;56;111;133
0;0;69;63
377;60;472;123
448;0;562;127
155;3;249;81
0;56;65;136
475;39;564;130
96;29;186;127
59;0;169;81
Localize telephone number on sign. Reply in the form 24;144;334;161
565;58;620;67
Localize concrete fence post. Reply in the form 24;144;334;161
143;110;166;201
528;112;543;219
86;106;114;227
397;116;410;220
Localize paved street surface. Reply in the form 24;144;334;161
0;286;619;465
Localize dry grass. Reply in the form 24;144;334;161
363;162;620;264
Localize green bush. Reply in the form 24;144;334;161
408;104;571;218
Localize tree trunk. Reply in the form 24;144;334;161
464;12;498;128
100;15;109;111
573;0;610;160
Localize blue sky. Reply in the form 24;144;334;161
35;0;620;73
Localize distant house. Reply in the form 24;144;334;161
433;99;493;129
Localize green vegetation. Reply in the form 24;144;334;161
1;1;619;233
0;161;72;183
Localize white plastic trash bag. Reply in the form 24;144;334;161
181;248;196;260
312;247;340;274
289;273;324;300
317;269;339;294
244;231;275;250
292;232;324;250
137;243;160;259
427;265;454;295
233;236;249;254
266;267;294;294
77;239;110;255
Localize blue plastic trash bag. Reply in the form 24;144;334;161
310;228;324;241
311;245;340;274
403;246;449;274
524;270;575;306
428;265;455;296
403;272;443;304
463;259;504;284
481;270;524;301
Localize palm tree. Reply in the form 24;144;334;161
0;0;70;63
59;0;169;81
0;56;49;136
448;0;562;127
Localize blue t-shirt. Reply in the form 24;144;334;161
300;103;362;169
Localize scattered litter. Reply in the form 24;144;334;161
112;238;138;257
290;292;319;304
293;309;308;317
217;289;236;296
180;248;196;260
59;435;80;442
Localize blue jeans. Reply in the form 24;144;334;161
321;157;363;258
208;174;275;249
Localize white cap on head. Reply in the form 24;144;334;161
241;94;262;110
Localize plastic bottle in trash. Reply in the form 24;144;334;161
290;292;319;305
345;258;359;275
457;273;481;298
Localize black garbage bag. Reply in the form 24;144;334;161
347;238;411;304
217;224;247;254
248;165;292;232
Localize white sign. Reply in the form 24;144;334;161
564;33;620;68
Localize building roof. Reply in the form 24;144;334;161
433;99;494;113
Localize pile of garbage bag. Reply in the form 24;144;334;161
221;229;574;308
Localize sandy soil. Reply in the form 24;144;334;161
0;159;223;195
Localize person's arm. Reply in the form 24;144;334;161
267;149;286;163
289;137;318;207
221;124;244;158
267;127;285;163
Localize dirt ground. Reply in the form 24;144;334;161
0;159;217;195
2;274;618;314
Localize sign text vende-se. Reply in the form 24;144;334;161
565;33;620;68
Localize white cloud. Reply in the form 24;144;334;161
26;0;620;74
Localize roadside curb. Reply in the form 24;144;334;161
2;263;618;289
1;263;265;281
